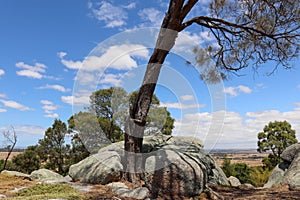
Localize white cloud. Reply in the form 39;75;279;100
224;85;252;97
59;44;149;72
237;85;252;94
0;108;7;112
123;2;136;9
16;62;47;79
44;113;59;118
0;69;5;76
161;102;205;109
0;99;31;111
40;100;59;118
199;31;215;42
58;52;83;70
180;95;194;101
173;31;202;52
138;8;164;27
40;100;53;105
91;1;128;28
61;93;90;106
0;93;6;98
13;125;46;135
173;107;300;149
99;73;123;87
38;84;70;92
173;102;300;149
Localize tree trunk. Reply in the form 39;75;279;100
2;131;17;171
123;0;186;183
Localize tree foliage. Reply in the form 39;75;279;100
9;119;90;175
11;145;41;174
193;0;300;79
68;112;112;153
83;87;175;141
257;120;298;169
221;156;271;186
38;119;70;175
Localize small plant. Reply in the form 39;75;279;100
13;183;82;200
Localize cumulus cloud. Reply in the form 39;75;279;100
0;69;5;76
123;2;136;9
0;99;32;111
16;62;47;79
138;8;164;27
173;31;202;52
38;84;70;92
13;125;46;135
161;102;205;109
180;95;194;101
90;1;128;28
40;100;59;118
98;73;123;87
173;105;300;149
58;52;82;70
59;44;149;71
224;85;252;97
61;92;90;106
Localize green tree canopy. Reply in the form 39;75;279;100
38;119;70;175
257;120;298;169
70;87;175;145
11;145;41;174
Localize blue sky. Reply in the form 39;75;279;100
0;0;299;149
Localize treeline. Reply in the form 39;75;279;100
0;87;174;175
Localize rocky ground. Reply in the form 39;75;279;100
1;172;300;200
210;184;300;200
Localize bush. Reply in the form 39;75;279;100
11;145;41;174
221;156;272;186
0;159;13;172
249;166;272;187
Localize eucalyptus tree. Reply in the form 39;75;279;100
124;0;300;182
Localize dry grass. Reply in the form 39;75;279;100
0;152;22;161
0;173;35;196
213;153;269;167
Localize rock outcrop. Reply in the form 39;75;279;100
107;182;150;199
68;134;229;198
69;151;123;184
1;170;31;180
264;143;300;190
228;176;241;187
30;169;64;182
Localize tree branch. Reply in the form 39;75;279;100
180;0;198;21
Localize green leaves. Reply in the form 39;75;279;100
257;120;298;169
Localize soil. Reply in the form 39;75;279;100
213;184;300;200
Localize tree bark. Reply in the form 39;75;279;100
2;129;17;171
123;0;187;183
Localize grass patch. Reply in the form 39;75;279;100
0;173;34;195
12;183;82;200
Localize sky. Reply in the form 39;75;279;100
0;0;299;150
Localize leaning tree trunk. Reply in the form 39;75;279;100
123;0;188;183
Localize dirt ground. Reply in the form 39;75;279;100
213;184;300;200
